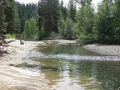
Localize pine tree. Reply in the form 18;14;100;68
112;0;120;44
38;0;59;39
58;11;66;38
0;0;7;34
96;0;115;44
16;2;38;33
14;1;21;34
4;0;16;34
68;0;76;22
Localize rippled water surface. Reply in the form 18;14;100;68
27;42;120;90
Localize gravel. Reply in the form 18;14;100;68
83;44;120;56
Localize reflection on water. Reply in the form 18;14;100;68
36;58;120;90
36;58;101;90
37;44;99;56
30;44;120;90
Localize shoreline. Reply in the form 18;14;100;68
1;40;120;89
50;40;120;56
83;44;120;56
0;40;49;90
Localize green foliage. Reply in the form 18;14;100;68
4;0;16;34
65;17;75;39
22;20;30;39
38;0;59;40
58;0;76;40
5;34;16;39
74;0;120;45
0;0;20;36
22;18;38;40
2;0;120;45
14;3;21;34
75;1;94;45
0;0;7;33
112;0;120;44
16;2;38;33
50;32;58;39
59;0;67;21
58;11;66;38
68;0;76;22
95;0;117;44
58;10;75;39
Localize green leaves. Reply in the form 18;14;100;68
75;1;94;45
96;0;116;44
16;2;38;33
38;0;59;39
58;0;76;39
22;18;38;40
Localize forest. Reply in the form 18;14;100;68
0;0;120;45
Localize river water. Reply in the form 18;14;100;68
24;41;120;90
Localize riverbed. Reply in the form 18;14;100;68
24;40;120;90
1;40;120;90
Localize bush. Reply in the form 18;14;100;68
5;34;16;39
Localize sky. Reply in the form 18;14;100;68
15;0;102;6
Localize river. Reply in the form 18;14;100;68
19;41;120;90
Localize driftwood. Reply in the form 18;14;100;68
20;39;24;45
0;33;25;56
0;34;4;55
0;46;8;55
0;34;8;55
5;39;15;44
0;33;6;45
0;37;3;45
0;46;3;55
0;39;16;55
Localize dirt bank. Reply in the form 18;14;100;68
83;44;120;56
0;40;49;90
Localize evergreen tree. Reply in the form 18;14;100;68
65;17;75;39
58;11;66;38
112;0;120;44
0;0;7;33
16;2;38;33
14;12;20;34
96;0;115;44
4;0;16;34
14;2;21;34
38;0;59;39
59;0;67;21
76;0;94;44
68;0;76;22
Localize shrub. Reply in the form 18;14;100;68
5;34;16;39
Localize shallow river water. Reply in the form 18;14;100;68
25;42;120;90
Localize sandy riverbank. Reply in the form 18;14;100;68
0;40;49;90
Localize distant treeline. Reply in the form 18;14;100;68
0;0;120;45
